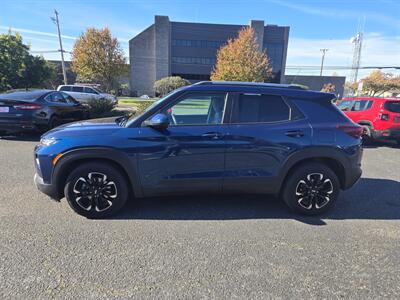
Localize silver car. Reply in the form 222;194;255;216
57;85;118;104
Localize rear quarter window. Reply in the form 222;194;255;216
384;101;400;113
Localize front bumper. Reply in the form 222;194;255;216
34;173;61;201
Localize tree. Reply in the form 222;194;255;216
321;83;336;93
361;70;400;96
211;27;273;82
0;32;52;91
71;27;126;92
154;76;190;97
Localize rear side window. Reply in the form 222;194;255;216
232;94;290;123
45;92;67;103
59;86;71;91
384;101;400;113
72;86;84;92
351;100;371;111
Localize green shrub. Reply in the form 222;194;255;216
154;76;190;97
87;98;116;118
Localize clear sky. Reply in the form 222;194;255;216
1;0;399;79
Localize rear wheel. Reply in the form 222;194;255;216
49;116;61;130
282;162;340;215
64;162;128;218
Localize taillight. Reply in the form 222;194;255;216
337;124;363;138
379;113;389;120
13;104;42;110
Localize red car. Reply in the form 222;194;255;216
337;97;400;144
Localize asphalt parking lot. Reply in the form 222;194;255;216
1;136;399;299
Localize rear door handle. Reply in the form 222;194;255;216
202;132;223;140
285;130;304;138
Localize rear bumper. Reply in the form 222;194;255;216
34;173;61;201
343;164;362;190
0;120;39;133
373;128;400;140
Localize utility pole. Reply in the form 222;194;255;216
320;48;328;76
51;10;67;85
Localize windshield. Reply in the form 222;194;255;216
125;90;180;127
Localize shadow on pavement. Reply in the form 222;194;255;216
112;178;400;225
0;133;41;142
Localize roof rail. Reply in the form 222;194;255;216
193;81;307;90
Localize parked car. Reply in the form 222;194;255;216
0;89;89;135
57;85;118;104
337;97;400;144
34;81;363;218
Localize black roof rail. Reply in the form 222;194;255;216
193;81;308;90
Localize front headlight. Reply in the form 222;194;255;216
40;137;59;146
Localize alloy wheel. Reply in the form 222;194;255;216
72;172;117;212
295;173;333;210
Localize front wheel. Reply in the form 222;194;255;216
64;162;128;218
282;162;340;215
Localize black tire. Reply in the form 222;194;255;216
49;116;60;130
64;162;128;218
282;162;340;215
361;125;373;144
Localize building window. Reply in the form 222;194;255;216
172;39;225;49
172;56;216;65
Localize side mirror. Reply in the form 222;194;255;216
143;113;170;129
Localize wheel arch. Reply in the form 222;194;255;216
278;147;348;192
52;147;142;199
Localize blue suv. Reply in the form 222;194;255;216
34;82;363;218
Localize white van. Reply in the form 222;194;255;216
57;85;118;104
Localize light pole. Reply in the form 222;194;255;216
320;48;328;76
51;10;67;85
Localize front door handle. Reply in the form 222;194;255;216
202;132;223;140
285;130;304;138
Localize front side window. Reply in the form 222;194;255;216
232;94;290;123
60;92;78;104
84;87;97;94
158;93;227;126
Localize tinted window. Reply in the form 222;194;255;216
45;92;67;103
60;92;78;104
84;87;97;94
72;86;84;92
384;101;400;113
233;94;290;123
351;100;370;111
59;86;71;91
159;93;227;125
337;100;353;111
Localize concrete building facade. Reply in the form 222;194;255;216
129;16;290;96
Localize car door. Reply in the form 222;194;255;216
346;100;370;124
223;92;312;194
135;92;229;196
84;87;99;100
44;92;75;122
71;86;86;102
60;92;88;120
